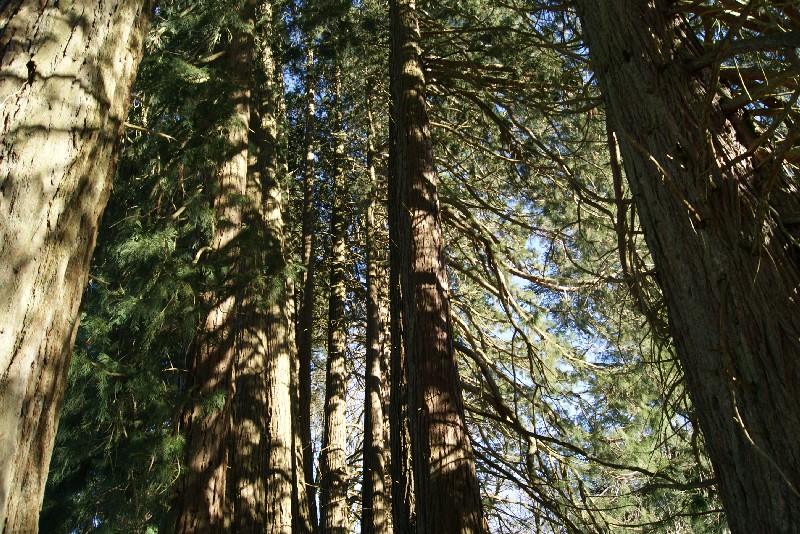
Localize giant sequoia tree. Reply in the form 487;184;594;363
389;0;486;531
576;1;800;532
173;7;252;531
0;1;151;530
174;0;296;531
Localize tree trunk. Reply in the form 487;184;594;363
0;2;151;531
270;24;311;534
361;99;391;534
174;288;235;534
576;2;800;532
388;121;415;534
320;66;350;534
388;0;487;531
173;18;252;533
290;260;313;534
232;2;294;531
296;45;319;534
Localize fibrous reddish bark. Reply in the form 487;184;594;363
175;3;295;531
388;122;415;534
388;0;487;531
232;1;294;531
174;10;251;534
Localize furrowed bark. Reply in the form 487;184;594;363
388;118;415;534
576;1;800;531
0;1;151;531
388;0;487;531
232;1;294;531
173;23;251;531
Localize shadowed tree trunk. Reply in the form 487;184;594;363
388;0;487;531
296;45;319;534
0;1;151;530
388;121;415;534
290;251;313;534
275;26;312;534
320;65;350;534
576;1;800;532
176;2;294;531
173;17;252;533
361;96;391;534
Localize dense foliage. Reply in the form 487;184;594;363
41;0;799;532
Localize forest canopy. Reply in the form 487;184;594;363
0;0;797;532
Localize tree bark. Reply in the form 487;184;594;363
231;2;294;531
296;45;319;534
176;3;294;531
388;0;487;531
174;284;236;534
388;120;415;534
173;17;252;533
576;2;800;532
361;98;391;534
273;27;312;534
0;2;151;531
320;65;350;534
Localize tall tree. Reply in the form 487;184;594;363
296;44;320;534
361;93;391;534
0;1;151;530
388;119;415;534
320;64;351;534
576;1;800;531
173;1;295;531
173;10;251;531
388;0;487;531
232;0;294;530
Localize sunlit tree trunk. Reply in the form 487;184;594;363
173;17;251;533
388;0;487;531
177;3;294;532
361;98;391;534
272;17;311;534
320;65;350;534
577;1;800;532
231;1;294;531
0;1;151;530
296;45;319;534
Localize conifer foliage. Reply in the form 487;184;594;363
5;0;794;532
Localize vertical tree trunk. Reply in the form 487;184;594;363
273;26;312;534
320;65;351;534
232;2;294;531
388;0;487;531
388;122;416;534
361;100;391;534
174;18;252;533
296;45;319;534
0;2;151;531
290;262;313;534
576;2;800;532
175;320;235;534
